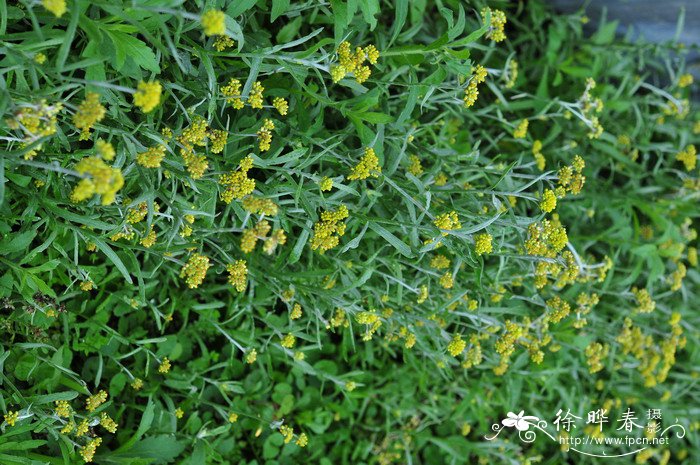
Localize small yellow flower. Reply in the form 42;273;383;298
447;334;466;357
55;400;71;418
290;303;302;319
678;73;693;88
79;438;102;463
133;81;162;113
296;432;309;447
95;139;115;160
281;333;296;348
248;81;265;109
174;407;184;419
180;253;210;288
131;378;143;390
34;53;47;64
513;119;528;139
86;390;108;412
213;35;234;51
540;189;557;213
100;412;118;433
201;10;226;36
279;425;294;443
434;211;461;235
226;260;248;293
474;233;493;255
228;412;238;423
319;176;333;191
158;357;171;374
273;97;289;115
345;381;357;391
73;92;106;140
245;348;257;364
4;411;19;427
42;0;66;18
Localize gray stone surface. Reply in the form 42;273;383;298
548;0;699;45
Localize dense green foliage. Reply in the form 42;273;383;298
0;0;698;464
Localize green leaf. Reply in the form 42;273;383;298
368;222;414;257
106;31;160;73
91;238;134;284
227;0;258;17
271;0;290;22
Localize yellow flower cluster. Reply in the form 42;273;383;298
245;349;257;364
248;81;265;109
221;78;245;109
126;202;149;224
257;118;275;151
348;147;381;180
4;410;19;427
310;205;349;253
580;78;604;138
290;303;302;319
356;310;382;341
42;0;66;17
555;155;586;197
407;154;423;176
481;8;507;42
545;296;571;324
525;217;568;257
137;145;167;168
213;35;234;51
71;156;124;205
513;119;528;139
494;320;522;374
80;437;102;463
100;412;118;433
6;100;62;159
180;253;210;288
632;287;655;313
242;196;278;216
210;129;227;154
280;333;296;348
430;255;450;269
447;334;466;357
540;189;557;213
133;80;162;113
434;211;461;235
158;357;171;374
55;400;71;417
676;144;696;171
319;176;333;191
474;232;493;255
219;156;256;203
331;41;379;84
201;10;226;36
86;390;108;412
532;140;546;171
273;97;289;115
668;262;686;291
463;64;487;107
678;73;693;88
140;227;157;248
584;342;609;373
177;116;209;179
617;314;686;387
95;139;115;160
439;271;454;289
226;260;248;292
73;92;106;140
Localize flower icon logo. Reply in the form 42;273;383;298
502;411;539;431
